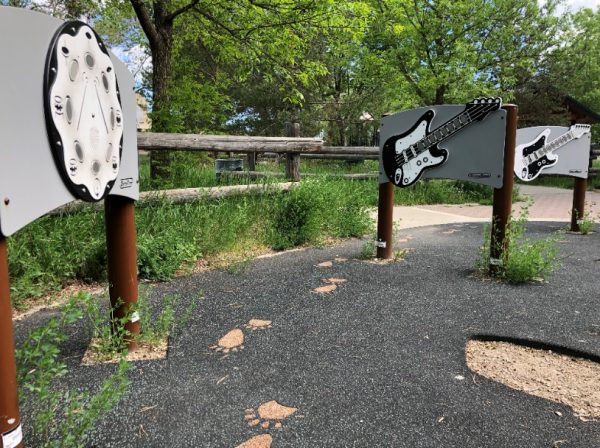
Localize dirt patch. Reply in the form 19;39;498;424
466;340;600;421
317;261;333;267
211;328;245;353
325;278;347;284
244;400;297;429
244;319;272;330
312;284;337;294
81;338;168;365
236;434;272;448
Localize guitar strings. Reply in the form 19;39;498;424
393;103;493;163
392;103;497;165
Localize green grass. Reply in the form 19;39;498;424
7;154;510;307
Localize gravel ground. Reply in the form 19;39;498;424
14;221;600;447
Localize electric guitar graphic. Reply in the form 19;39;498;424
382;97;502;187
514;124;591;181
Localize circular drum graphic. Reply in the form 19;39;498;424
44;21;123;202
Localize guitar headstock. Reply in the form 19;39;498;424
465;97;502;121
571;124;591;139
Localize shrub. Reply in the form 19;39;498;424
478;207;561;283
269;182;324;249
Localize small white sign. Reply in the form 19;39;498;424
131;311;140;323
489;257;503;266
376;240;387;248
2;424;23;448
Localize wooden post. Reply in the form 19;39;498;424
489;104;518;276
376;182;395;259
285;123;301;182
570;114;587;232
104;196;140;351
0;237;23;448
247;152;256;171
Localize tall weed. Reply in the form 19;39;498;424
17;293;131;446
477;206;562;283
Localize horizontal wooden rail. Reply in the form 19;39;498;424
137;132;379;156
138;132;322;154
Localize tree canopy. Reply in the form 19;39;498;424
3;0;599;144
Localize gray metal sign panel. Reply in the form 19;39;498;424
515;126;591;180
0;7;139;237
379;103;506;188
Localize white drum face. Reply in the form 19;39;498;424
44;21;123;202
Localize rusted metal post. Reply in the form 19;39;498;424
571;178;587;231
0;238;23;448
285;123;301;182
376;181;395;259
104;196;140;351
570;114;587;232
489;104;518;275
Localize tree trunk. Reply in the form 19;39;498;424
435;85;447;105
149;37;173;180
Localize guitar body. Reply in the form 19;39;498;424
382;110;448;187
514;129;556;181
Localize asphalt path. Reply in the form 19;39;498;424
14;220;600;447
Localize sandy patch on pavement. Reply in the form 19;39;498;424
236;434;272;448
81;338;168;365
466;340;600;421
211;328;245;353
245;401;297;429
244;319;272;330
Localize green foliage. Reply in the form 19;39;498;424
16;293;131;447
7;168;505;303
135;291;199;346
81;288;198;359
268;179;373;250
82;295;132;359
359;238;376;259
477;207;562;283
269;183;324;249
573;209;596;235
7;208;106;303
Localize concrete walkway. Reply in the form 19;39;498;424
392;185;600;229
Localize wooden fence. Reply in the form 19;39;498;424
137;131;379;182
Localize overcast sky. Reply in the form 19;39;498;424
556;0;600;13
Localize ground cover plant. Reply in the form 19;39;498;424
16;293;131;447
8;156;504;308
477;206;562;283
81;288;199;363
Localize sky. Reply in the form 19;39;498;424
555;0;600;14
565;0;600;9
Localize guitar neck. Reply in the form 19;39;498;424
415;111;473;154
415;104;498;154
541;130;575;156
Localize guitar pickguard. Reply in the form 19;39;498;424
382;110;448;187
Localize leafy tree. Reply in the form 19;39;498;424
368;0;562;106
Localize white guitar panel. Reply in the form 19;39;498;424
379;105;507;188
513;128;551;181
516;126;592;180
